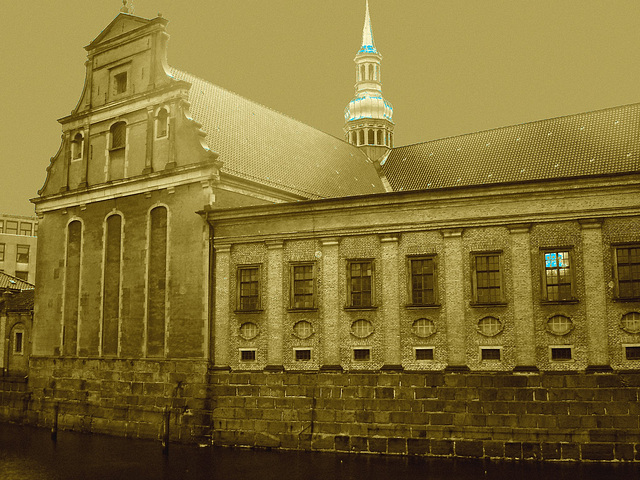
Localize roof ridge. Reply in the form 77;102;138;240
394;101;640;149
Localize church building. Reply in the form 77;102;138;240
22;1;640;458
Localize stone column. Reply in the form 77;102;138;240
265;240;284;370
508;224;537;371
213;244;231;368
380;235;402;370
320;238;341;370
580;219;611;371
441;229;468;370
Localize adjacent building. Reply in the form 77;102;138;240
0;214;37;284
0;272;34;375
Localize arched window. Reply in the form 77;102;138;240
367;64;373;80
110;122;126;149
147;206;168;357
360;65;365;81
358;130;364;146
102;214;122;356
64;220;82;356
377;130;383;145
368;129;374;145
71;132;83;160
349;131;355;144
156;108;168;138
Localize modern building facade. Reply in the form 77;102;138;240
0;214;37;283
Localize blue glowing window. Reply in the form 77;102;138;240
543;250;572;301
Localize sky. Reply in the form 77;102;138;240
2;0;640;216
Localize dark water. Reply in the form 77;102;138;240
0;424;637;480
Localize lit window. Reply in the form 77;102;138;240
472;254;503;304
615;246;640;300
5;221;18;235
293;320;313;339
240;349;256;362
16;245;29;264
621;312;640;334
290;263;315;309
110;122;126;150
14;330;23;354
239;322;259;340
409;257;436;305
415;348;434;361
477;316;502;337
625;346;640;360
294;349;312;361
237;266;260;311
156;108;169;138
19;222;32;236
71;132;83;160
551;347;572;361
542;250;573;301
353;348;371;361
411;318;435;338
114;72;128;94
348;261;373;307
481;348;501;361
0;243;4;261
351;319;373;338
15;271;28;281
547;315;573;335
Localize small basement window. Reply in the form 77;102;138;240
294;349;312;361
240;349;256;362
415;347;434;361
480;348;501;361
551;347;572;361
625;346;640;360
353;348;371;362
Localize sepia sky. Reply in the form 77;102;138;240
2;0;640;216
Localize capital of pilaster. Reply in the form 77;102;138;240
578;218;603;230
379;234;399;243
321;237;340;247
508;223;531;234
266;239;284;250
441;228;463;239
214;244;231;254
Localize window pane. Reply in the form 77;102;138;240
544;250;572;301
5;221;18;235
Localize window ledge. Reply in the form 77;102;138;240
344;306;378;311
470;302;508;307
540;300;579;305
405;304;441;309
287;308;318;313
612;297;640;303
234;309;264;314
109;147;125;152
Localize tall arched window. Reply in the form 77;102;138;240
377;130;382;145
368;129;374;145
156;108;168;138
360;65;365;81
63;220;82;356
110;122;126;150
102;214;122;356
358;130;364;146
367;64;373;80
349;131;355;144
71;132;83;160
147;206;167;357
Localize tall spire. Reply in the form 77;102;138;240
360;0;377;54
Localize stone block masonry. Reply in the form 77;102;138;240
3;359;640;462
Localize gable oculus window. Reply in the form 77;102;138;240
541;250;575;302
471;253;504;304
550;346;573;361
620;312;640;334
613;246;640;300
351;319;373;338
348;260;374;307
409;257;437;305
240;349;257;362
156;108;169;138
353;348;371;362
290;263;316;310
546;314;573;336
237;265;260;311
411;318;436;338
414;347;434;361
480;347;502;361
16;245;29;264
293;320;313;339
477;316;502;337
239;322;259;340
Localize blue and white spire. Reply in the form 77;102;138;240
344;0;394;156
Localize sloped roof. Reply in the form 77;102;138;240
382;103;640;191
169;68;385;199
0;289;35;312
0;272;34;292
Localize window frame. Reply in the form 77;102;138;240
19;222;32;236
16;245;29;264
236;265;262;312
15;271;29;281
5;221;18;235
353;347;372;362
480;346;502;361
239;348;257;363
0;243;4;262
612;244;640;301
407;255;438;307
289;262;317;311
471;251;506;305
293;348;312;362
13;328;24;355
155;107;169;139
346;259;375;309
414;347;435;361
623;344;640;361
549;345;574;362
110;121;127;151
71;131;84;161
0;220;4;233
540;248;576;303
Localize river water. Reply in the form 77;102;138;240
0;423;636;480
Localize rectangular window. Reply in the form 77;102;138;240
15;271;28;281
294;349;312;361
615;246;640;300
415;347;434;361
542;250;574;301
348;260;373;307
551;347;573;361
237;266;260;311
16;245;29;264
0;220;3;233
625;346;640;360
114;72;128;94
19;222;32;236
5;221;18;235
472;253;503;304
290;263;315;309
353;348;371;361
0;243;4;261
240;349;256;362
409;257;436;305
481;347;501;361
14;332;23;354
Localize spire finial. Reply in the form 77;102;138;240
360;0;377;54
120;0;133;14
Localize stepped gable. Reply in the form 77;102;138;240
382;103;640;192
170;68;385;199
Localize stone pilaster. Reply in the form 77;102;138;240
508;224;537;371
442;229;468;370
213;244;231;368
579;219;611;371
380;235;402;370
266;240;284;369
320;238;341;370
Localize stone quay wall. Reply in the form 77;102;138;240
1;358;640;462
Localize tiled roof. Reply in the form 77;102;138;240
169;69;385;199
0;289;35;312
0;272;34;292
382;103;640;191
